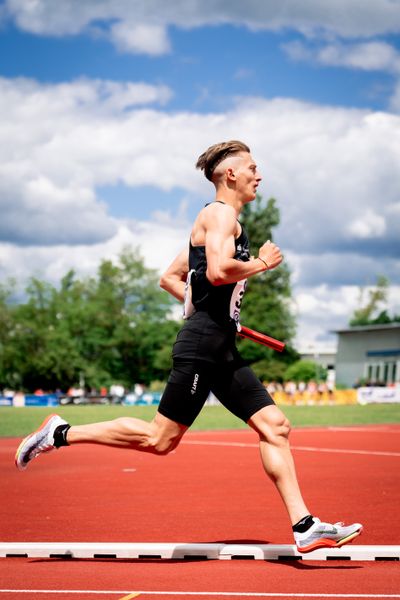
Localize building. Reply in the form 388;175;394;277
297;342;336;385
298;342;336;371
334;323;400;387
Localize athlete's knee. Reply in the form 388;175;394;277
275;412;291;438
149;432;182;455
249;407;291;446
146;420;185;455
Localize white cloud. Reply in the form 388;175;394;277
1;75;400;259
5;0;400;55
110;22;171;56
0;174;117;246
0;222;190;286
1;74;400;342
347;209;386;239
284;40;400;74
294;283;400;346
283;40;400;112
0;76;173;244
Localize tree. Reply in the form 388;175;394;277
238;195;298;380
0;279;19;388
0;249;179;391
284;360;327;383
349;275;400;326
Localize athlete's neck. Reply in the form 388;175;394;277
214;195;242;217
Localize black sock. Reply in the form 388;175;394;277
292;514;315;533
53;424;71;448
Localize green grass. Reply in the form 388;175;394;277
1;403;399;438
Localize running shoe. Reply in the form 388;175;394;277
294;517;363;553
15;413;68;471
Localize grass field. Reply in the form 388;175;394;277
1;402;400;437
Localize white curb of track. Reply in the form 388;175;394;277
0;542;399;561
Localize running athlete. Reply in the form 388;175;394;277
15;140;362;553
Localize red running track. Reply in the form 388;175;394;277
1;424;399;599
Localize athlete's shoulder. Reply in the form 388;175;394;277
201;201;237;228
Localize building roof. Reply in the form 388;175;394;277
297;342;336;355
333;322;400;334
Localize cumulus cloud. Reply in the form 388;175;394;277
283;39;400;112
1;74;400;345
110;22;171;56
347;209;386;240
0;175;117;246
294;283;400;344
0;221;190;288
0;76;173;245
5;0;400;54
283;40;400;74
1;75;400;259
286;251;400;288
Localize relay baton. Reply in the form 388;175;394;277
237;325;285;352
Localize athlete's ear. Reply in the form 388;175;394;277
226;167;236;181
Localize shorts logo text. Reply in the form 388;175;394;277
191;373;199;395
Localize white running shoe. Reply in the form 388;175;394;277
15;414;68;471
294;517;363;553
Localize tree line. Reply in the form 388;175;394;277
0;250;181;392
0;196;303;392
7;196;395;392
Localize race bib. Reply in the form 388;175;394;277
183;269;196;319
229;278;247;330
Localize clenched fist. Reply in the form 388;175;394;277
258;240;283;270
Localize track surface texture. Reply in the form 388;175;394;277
1;423;399;599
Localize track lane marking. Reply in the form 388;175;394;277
0;592;399;598
182;440;400;457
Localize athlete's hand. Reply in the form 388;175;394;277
258;240;283;270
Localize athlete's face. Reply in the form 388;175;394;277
235;153;262;202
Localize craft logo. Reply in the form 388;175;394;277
191;373;199;395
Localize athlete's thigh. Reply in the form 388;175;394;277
211;362;275;423
158;359;216;427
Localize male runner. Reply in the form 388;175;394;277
15;140;362;553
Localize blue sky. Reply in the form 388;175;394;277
1;0;400;348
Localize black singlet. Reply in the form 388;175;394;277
184;201;250;328
157;200;275;427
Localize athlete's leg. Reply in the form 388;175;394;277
212;363;310;525
67;360;214;454
248;405;310;525
16;357;213;470
66;411;188;455
15;411;188;470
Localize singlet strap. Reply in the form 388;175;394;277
204;200;226;207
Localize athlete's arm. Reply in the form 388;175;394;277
159;248;189;302
205;206;283;285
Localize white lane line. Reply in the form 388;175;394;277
1;591;399;598
182;440;400;457
327;427;400;433
186;426;400;436
293;446;400;457
183;440;258;448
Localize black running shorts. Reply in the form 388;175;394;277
158;311;275;427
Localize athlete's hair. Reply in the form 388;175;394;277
196;140;250;181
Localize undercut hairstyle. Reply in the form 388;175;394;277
196;140;250;181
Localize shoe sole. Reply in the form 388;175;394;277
15;413;59;471
297;527;363;554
